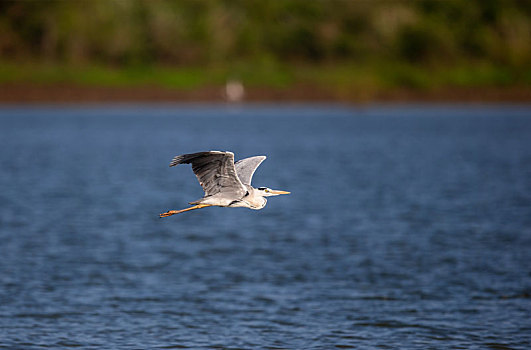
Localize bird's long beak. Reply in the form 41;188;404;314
270;189;290;195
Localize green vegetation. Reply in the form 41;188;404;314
0;0;529;95
2;60;526;94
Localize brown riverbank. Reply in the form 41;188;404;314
0;83;530;104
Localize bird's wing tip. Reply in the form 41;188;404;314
169;151;233;167
169;155;184;167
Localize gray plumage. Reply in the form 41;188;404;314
160;151;289;217
170;151;246;197
234;155;266;185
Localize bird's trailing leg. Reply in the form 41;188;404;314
159;204;212;218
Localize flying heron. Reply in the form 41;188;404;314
160;151;290;217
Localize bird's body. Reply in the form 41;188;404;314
160;151;289;217
193;184;267;209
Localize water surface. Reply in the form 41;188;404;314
0;104;530;349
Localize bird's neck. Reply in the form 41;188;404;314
247;187;267;209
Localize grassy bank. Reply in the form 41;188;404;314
1;61;530;102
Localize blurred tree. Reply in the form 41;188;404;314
0;0;528;68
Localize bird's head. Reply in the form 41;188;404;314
256;187;290;197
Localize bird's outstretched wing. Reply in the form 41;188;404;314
170;151;246;197
235;156;266;185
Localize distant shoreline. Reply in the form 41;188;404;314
1;83;530;104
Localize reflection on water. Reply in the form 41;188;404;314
0;104;530;349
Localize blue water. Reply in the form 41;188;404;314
0;104;530;349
